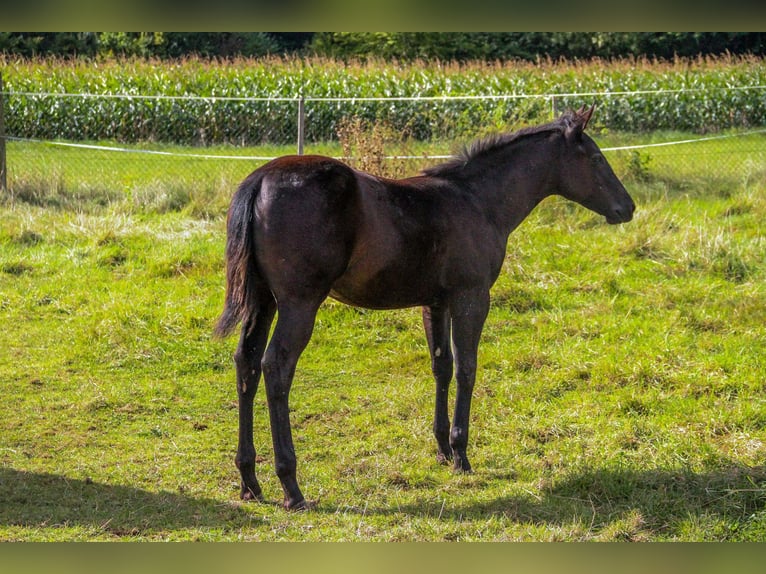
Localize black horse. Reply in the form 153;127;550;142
215;105;635;510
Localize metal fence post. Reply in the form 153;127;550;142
0;73;7;194
297;96;305;155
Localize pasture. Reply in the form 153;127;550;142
1;130;765;540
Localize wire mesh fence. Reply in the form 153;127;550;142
5;87;766;143
1;88;765;206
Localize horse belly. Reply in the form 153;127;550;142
329;251;439;310
328;178;449;309
329;281;430;310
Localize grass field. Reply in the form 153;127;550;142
1;131;765;541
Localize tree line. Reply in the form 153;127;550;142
1;32;764;61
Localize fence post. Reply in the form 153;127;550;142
297;96;305;155
550;95;556;120
0;72;7;195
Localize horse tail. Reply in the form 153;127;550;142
214;172;265;339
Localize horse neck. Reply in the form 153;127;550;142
461;135;559;236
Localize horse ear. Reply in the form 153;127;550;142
580;104;595;130
566;104;595;142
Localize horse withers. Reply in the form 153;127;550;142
215;105;635;510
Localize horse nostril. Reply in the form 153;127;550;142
611;204;634;223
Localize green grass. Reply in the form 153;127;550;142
1;133;765;541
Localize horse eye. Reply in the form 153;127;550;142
591;154;605;165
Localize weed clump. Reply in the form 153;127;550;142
336;117;421;179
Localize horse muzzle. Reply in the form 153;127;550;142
606;199;635;224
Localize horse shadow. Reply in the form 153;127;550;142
3;462;764;538
0;467;254;537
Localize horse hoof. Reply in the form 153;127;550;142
240;487;264;502
452;456;473;473
285;498;313;511
436;452;452;465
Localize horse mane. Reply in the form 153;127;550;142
422;110;576;178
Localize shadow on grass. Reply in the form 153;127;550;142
0;467;254;537
4;463;765;539
320;462;766;539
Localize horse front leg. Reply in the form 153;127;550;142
261;301;320;510
422;305;454;464
448;289;490;473
233;297;276;501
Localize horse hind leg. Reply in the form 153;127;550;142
261;298;323;510
234;293;276;501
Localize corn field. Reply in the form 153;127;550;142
3;55;766;142
1;55;765;202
